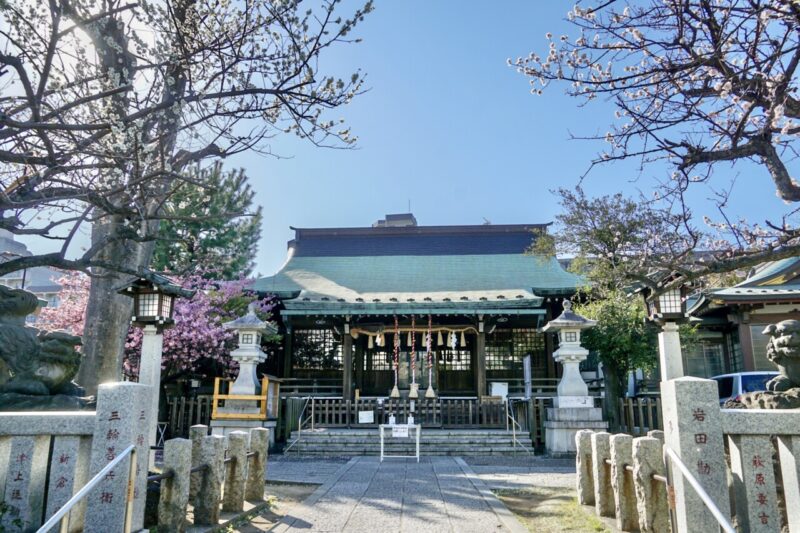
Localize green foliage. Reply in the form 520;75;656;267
573;292;658;379
151;163;262;279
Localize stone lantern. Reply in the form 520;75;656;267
542;299;607;455
223;303;269;396
542;299;597;407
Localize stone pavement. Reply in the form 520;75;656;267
272;456;527;533
267;456;352;485
465;457;576;490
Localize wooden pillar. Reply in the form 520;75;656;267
544;304;557;379
475;326;486;398
355;337;364;396
737;311;756;371
282;325;293;378
342;328;353;400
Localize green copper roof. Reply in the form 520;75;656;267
252;254;581;315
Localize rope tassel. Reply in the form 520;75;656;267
460;331;466;347
368;335;374;349
437;331;444;346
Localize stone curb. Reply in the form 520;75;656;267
454;457;529;533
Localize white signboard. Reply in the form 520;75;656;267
391;425;409;438
357;410;374;424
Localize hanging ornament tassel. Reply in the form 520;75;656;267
460;331;466;347
378;333;384;347
368;335;374;349
449;331;457;350
409;317;418;398
426;314;435;398
391;315;400;398
437;331;444;346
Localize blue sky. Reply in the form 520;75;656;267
233;1;785;277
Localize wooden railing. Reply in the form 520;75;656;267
304;397;508;429
279;377;342;397
617;396;663;436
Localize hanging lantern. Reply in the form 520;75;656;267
117;276;186;331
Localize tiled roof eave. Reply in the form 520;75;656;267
281;298;545;316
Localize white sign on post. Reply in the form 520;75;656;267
392;426;409;438
358;411;374;424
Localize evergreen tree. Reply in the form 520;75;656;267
152;163;262;280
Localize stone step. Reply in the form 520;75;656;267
288;430;522;438
286;448;533;456
288;436;531;443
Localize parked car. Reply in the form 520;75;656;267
711;371;779;405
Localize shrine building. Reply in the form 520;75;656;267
253;214;582;402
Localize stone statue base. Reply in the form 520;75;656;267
0;392;95;411
725;388;800;410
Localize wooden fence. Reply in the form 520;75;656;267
616;397;663;436
166;394;214;438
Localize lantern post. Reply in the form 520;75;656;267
640;284;690;382
118;276;188;464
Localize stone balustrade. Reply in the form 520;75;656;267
156;424;269;532
579;377;800;532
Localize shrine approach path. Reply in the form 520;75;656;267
271;456;527;533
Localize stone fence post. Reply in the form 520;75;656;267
590;431;613;518
193;435;224;526
610;434;637;531
188;424;207;502
575;430;594;506
222;431;248;512
245;428;269;501
661;377;730;532
632;436;668;532
158;438;191;533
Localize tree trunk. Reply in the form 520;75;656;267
77;218;155;394
602;362;624;432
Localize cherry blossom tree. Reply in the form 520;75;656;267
515;1;800;292
37;272;278;381
36;270;90;337
124;276;278;382
0;0;372;391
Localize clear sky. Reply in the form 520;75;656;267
232;1;785;277
19;2;786;277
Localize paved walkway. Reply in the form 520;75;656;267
272;457;527;533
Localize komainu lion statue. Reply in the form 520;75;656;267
727;319;800;410
0;285;93;410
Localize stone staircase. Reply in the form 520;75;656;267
284;428;534;456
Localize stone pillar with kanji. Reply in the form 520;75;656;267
83;382;153;533
661;377;730;531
